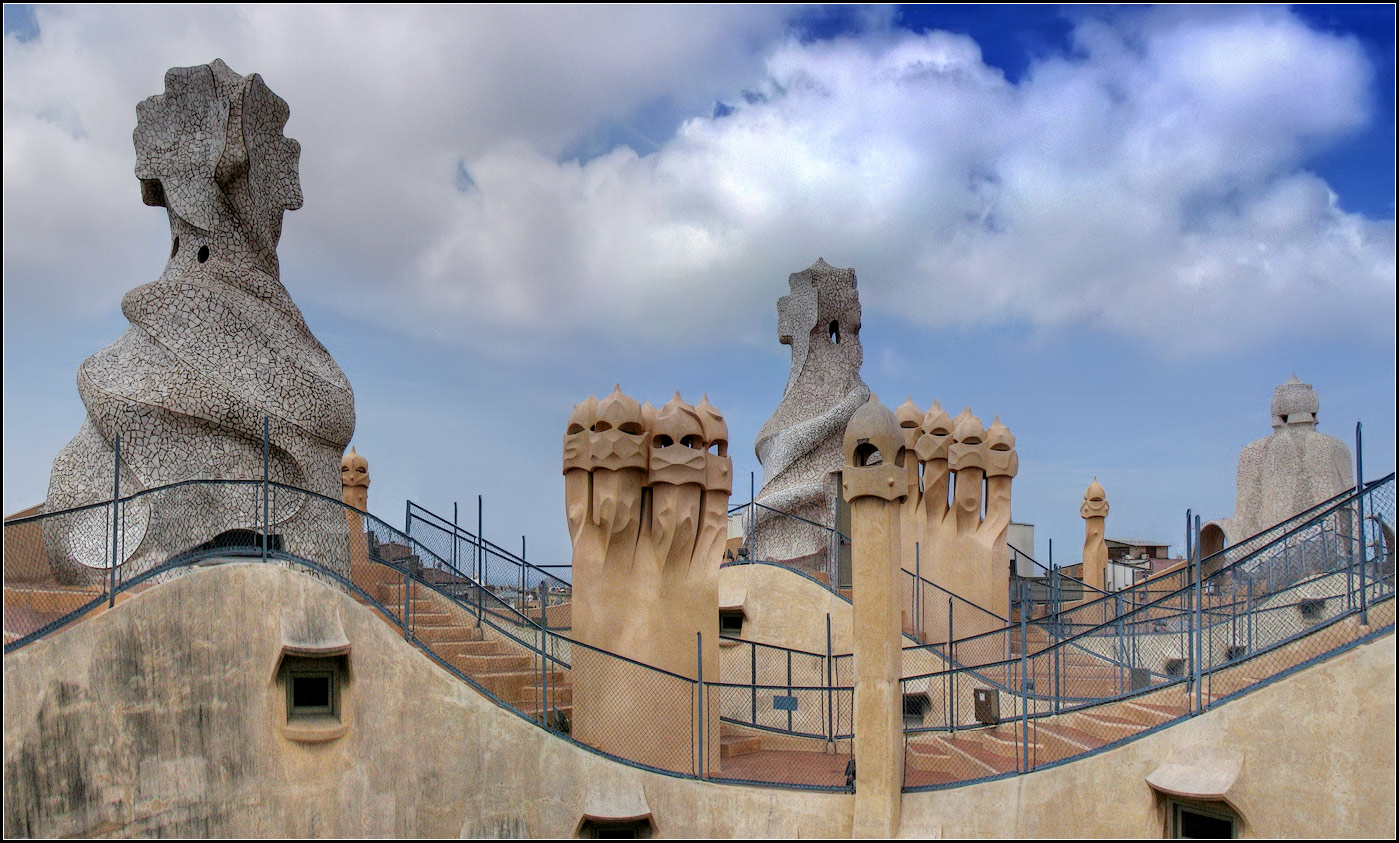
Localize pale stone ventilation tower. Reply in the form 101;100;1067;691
341;447;372;581
42;59;355;582
562;387;731;774
1202;376;1353;557
841;395;906;838
341;448;369;511
1080;478;1109;594
912;404;1019;633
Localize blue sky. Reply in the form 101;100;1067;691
3;5;1395;572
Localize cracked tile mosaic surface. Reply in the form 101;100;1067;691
44;60;355;582
741;259;870;565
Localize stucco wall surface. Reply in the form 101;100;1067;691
719;562;854;655
5;562;1392;839
3;563;850;838
898;629;1397;839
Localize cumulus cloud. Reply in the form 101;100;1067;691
4;5;1393;357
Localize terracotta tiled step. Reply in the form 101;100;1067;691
472;667;567;701
374;583;445;605
520;703;574;724
1121;696;1189;725
3;585;140;648
434;638;510;659
1032;720;1109;751
1065;710;1144;742
521;683;574;710
719;728;763;757
962;725;1035;762
1023;722;1101;765
3;585;104;615
404;610;457;626
414;623;486;645
445;652;534;673
905;736;954;770
941;733;1018;775
717;747;852;788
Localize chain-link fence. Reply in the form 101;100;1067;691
727;499;849;588
902;568;1009;646
5;471;865;790
405;501;572;632
900;474;1395;791
710;637;854;789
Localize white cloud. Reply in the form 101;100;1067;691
4;6;1393;359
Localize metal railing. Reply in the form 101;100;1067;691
901;554;1009;646
900;473;1395;791
728;493;851;589
405;500;572;629
3;471;854;792
713;633;854;788
6;427;1389;795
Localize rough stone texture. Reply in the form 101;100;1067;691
897;399;1019;636
43;60;354;583
562;387;731;773
746;259;870;565
842;395;907;838
1080;478;1109;595
1203;376;1353;554
340;448;369;512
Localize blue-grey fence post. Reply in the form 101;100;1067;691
541;592;550;727
1184;509;1193;712
948;596;955;728
520;535;527;610
697;631;705;779
109;434;121;606
915;542;922;642
786;648;794;733
401;562;410;639
1246;578;1254;653
541;583;549;725
750;641;757;727
262;417;269;563
477;495;484;622
1052;562;1060;713
1193;513;1203;714
826;612;834;747
1355;422;1367;624
451;500;459;577
1019;579;1029;772
1115;593;1124;696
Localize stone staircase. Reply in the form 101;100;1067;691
359;565;573;725
719;725;764;758
902;600;1391;788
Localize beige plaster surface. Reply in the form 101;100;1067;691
897;628;1397;839
1079;477;1109;603
843;395;908;838
718;562;854;656
3;563;849;838
717;561;959;684
562;388;730;774
4;561;1392;838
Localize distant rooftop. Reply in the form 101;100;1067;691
1106;538;1169;548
